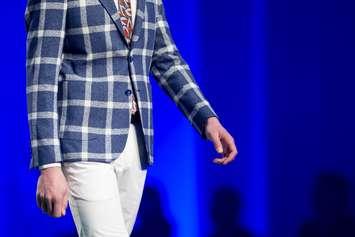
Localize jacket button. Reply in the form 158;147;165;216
125;89;132;96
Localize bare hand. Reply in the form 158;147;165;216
204;117;238;165
36;167;69;218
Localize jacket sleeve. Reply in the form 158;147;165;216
24;0;67;169
150;0;219;139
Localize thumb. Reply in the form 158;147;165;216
211;132;223;154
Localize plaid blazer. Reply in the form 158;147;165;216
25;0;219;169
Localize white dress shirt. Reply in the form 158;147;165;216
39;0;137;170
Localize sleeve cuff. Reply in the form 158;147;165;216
190;103;219;140
38;162;62;170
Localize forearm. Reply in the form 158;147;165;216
25;0;67;168
151;0;219;138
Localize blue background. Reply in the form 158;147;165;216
1;0;355;236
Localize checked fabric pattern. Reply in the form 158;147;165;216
24;0;219;169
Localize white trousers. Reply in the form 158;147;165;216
61;123;147;237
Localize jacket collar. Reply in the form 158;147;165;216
98;0;145;49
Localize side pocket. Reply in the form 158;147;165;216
58;79;99;141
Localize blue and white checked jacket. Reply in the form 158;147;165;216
25;0;219;169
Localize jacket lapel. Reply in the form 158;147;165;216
130;0;145;47
98;0;145;49
98;0;129;47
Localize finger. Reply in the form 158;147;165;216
36;193;42;209
41;197;48;213
53;198;63;218
213;140;231;165
61;192;69;216
227;151;237;163
43;196;50;214
213;146;237;165
213;157;227;164
211;132;223;154
44;196;53;215
37;193;47;214
222;139;229;156
38;194;47;212
212;143;228;164
222;136;238;165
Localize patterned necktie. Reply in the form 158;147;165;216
117;0;133;43
117;0;137;115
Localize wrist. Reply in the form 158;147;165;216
203;116;219;138
205;116;219;127
206;116;218;123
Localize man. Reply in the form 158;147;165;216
25;0;238;236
